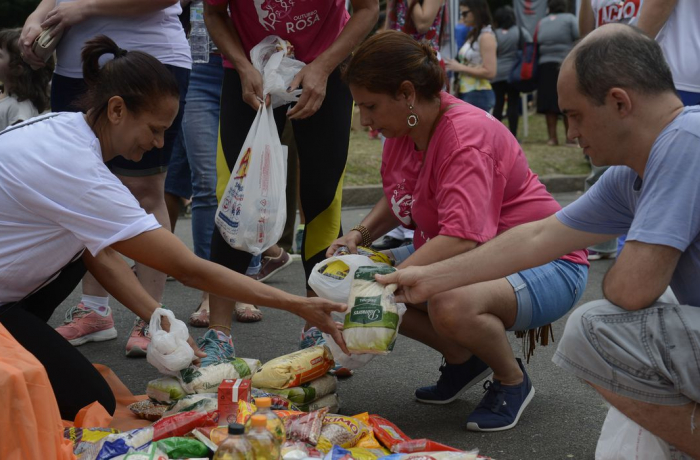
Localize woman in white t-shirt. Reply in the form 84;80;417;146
19;0;192;355
0;36;347;421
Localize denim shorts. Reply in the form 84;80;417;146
553;298;700;405
506;259;588;331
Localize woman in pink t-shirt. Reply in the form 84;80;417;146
332;30;589;432
201;0;378;362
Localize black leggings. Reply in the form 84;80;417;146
211;66;353;284
0;257;116;420
492;80;521;137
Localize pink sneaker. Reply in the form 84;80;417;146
56;303;118;346
125;317;151;357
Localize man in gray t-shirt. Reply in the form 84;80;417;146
377;24;700;457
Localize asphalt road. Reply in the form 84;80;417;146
48;192;614;460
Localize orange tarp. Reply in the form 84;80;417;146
0;324;76;460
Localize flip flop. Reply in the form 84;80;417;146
234;302;263;323
189;293;210;327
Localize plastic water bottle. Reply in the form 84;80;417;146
213;423;253;460
247;415;280;460
189;0;209;64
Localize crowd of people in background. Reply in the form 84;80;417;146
0;0;699;456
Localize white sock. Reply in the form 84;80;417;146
81;295;110;316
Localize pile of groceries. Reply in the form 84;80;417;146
59;247;493;459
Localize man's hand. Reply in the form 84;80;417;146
326;231;363;257
375;266;433;304
41;2;90;37
286;62;330;120
296;297;349;354
238;65;270;111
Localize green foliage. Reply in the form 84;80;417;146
0;0;41;29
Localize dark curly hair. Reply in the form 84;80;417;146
0;28;54;113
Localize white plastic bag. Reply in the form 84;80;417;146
250;36;305;109
215;37;299;255
146;308;194;376
595;406;690;459
308;254;379;303
215;101;288;255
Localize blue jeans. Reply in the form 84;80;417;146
459;90;496;113
506;259;588;331
169;55;224;260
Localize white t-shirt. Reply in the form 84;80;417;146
0;94;39;131
55;1;191;78
0;113;160;304
653;0;700;93
591;0;643;28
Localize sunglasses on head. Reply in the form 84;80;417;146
461;10;471;17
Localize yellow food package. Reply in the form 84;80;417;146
347;447;391;460
316;414;370;453
236;400;257;425
251;345;334;389
353;413;383;449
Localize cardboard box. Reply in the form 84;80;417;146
218;379;251;425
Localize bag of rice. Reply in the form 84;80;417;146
178;357;261;394
147;376;187;403
251;346;333;389
257;374;337;405
342;265;406;355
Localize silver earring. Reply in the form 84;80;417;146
407;104;419;127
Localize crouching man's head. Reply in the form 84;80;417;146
558;24;681;171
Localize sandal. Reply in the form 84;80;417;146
234;302;263;323
189;293;210;327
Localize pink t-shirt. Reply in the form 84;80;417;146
381;92;588;266
205;0;349;67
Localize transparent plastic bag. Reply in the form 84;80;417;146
146;308;194;376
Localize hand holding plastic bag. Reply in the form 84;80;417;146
147;308;195;376
250;36;305;109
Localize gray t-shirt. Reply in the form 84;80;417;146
557;106;700;306
493;26;533;83
536;13;579;65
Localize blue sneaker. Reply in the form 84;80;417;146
466;358;535;432
415;355;492;404
197;329;235;367
300;327;353;377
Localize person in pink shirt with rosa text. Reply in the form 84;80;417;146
331;30;589;432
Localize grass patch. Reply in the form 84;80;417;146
345;109;591;186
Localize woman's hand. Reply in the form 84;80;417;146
238;64;270;111
286;61;330;120
295;297;350;355
187;336;207;366
19;16;47;68
326;230;363;257
41;2;90;37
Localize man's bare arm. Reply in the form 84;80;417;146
603;240;680;310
